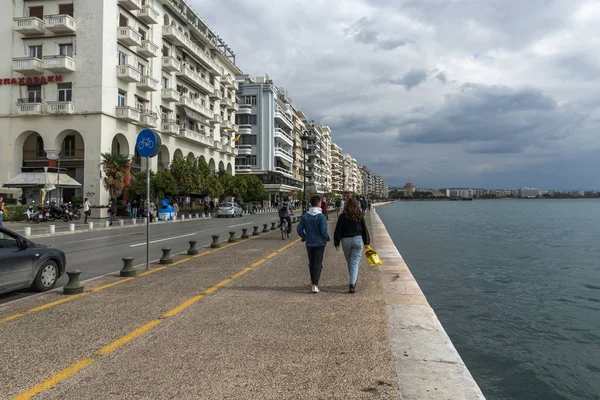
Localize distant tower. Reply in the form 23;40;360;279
404;182;416;196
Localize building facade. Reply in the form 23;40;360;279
1;0;241;206
235;75;300;204
330;142;343;196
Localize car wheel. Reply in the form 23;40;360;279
33;260;59;292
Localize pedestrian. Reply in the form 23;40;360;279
360;197;367;214
368;199;372;211
209;199;215;216
0;196;5;227
335;198;342;218
173;201;179;220
126;201;131;218
132;199;138;219
149;201;155;222
108;200;116;226
320;198;328;220
83;197;91;223
334;197;370;293
297;195;330;293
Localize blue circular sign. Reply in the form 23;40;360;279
136;129;161;158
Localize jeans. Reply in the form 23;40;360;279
342;236;363;285
0;212;3;227
306;246;325;285
109;213;114;225
279;216;292;233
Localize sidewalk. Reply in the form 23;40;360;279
0;217;398;399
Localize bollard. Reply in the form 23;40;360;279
188;214;192;220
188;240;198;255
182;214;186;220
104;221;110;228
253;226;260;236
120;257;136;277
195;213;199;219
132;218;137;225
202;214;206;219
263;224;269;233
271;222;276;230
63;270;84;295
160;248;173;264
88;222;94;230
241;228;249;239
69;223;75;232
211;235;221;248
48;225;55;234
228;231;237;243
119;219;124;228
24;227;31;236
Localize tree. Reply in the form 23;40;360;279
100;152;131;201
127;171;178;203
241;175;269;202
170;157;201;197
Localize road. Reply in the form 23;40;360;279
0;211;289;304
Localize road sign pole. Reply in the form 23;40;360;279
146;156;150;270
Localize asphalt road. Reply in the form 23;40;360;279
0;211;289;304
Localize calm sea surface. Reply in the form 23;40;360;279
378;200;600;400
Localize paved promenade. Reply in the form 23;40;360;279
1;215;399;399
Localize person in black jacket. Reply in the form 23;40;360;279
334;197;370;293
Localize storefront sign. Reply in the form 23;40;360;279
0;75;63;86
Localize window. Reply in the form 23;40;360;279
243;95;257;105
235;114;257;125
118;90;126;107
27;85;42;103
138;63;146;75
58;83;72;102
161;107;172;121
118;51;127;66
59;44;73;57
59;4;74;17
119;14;128;27
29;6;43;19
162;46;169;57
29;45;42;59
37;136;45;158
63;135;75;157
162;76;169;89
250;155;257;166
135;96;147;112
240;135;257;145
138;28;146;41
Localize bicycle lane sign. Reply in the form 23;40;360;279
136;129;162;158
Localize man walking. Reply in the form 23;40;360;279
132;199;138;219
320;198;329;220
83;197;91;223
297;195;330;293
108;200;116;226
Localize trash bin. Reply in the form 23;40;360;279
158;198;174;221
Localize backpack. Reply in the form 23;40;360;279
280;203;288;213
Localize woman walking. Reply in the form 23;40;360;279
297;195;330;293
334;197;370;293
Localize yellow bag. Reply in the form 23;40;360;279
364;245;383;267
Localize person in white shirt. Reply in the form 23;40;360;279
83;198;91;223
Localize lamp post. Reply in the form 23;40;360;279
46;150;61;204
301;131;309;214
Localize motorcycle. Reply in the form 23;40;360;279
48;202;69;222
22;201;40;223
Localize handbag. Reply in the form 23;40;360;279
364;245;383;267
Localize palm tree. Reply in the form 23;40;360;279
100;152;131;201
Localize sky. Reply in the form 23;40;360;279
191;0;600;189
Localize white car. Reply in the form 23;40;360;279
215;202;243;218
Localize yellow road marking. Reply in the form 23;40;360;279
231;267;252;279
94;319;163;356
28;293;88;312
0;313;27;324
90;278;134;292
160;295;205;318
12;358;94;400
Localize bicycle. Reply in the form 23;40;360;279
281;218;290;240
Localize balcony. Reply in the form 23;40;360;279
43;55;76;72
275;167;294;178
118;0;142;11
232;102;239;112
222;120;232;130
238;124;252;135
178;96;213;119
137;75;159;91
138;4;159;24
12;57;44;75
161;120;179;136
44;14;77;34
161;25;222;74
274;128;293;147
140;110;158;128
16;101;45;116
236;165;252;172
238;104;252;115
117;65;141;82
212;114;222;124
209;88;221;99
275;106;293;129
116;106;140;122
232;123;239;132
221;97;233;108
47;101;74;114
162;56;181;72
275;147;294;164
214;141;223;151
139;40;159;58
161;88;181;102
236;144;252;155
177;66;214;94
179;129;213;148
13;17;45;36
117;26;142;47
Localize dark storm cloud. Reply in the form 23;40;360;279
346;17;412;50
387;68;429;90
435;72;448;84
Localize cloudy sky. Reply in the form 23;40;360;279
192;0;600;189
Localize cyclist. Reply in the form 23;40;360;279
278;197;294;235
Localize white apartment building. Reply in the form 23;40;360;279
0;0;241;206
321;126;332;196
235;75;301;204
291;106;307;193
330;142;343;196
304;121;330;195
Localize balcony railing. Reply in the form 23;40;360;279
138;4;159;24
177;66;214;94
238;104;252;114
140;110;158;128
117;26;142;47
13;17;45;35
238;124;252;135
12;57;44;75
137;75;159;91
116;106;140;122
118;0;142;11
139;40;159;58
221;97;233;108
161;120;180;136
16;102;45;115
236;144;252;155
179;128;213;147
236;165;253;172
162;56;181;72
221;120;232;130
275;147;293;161
179;96;213;119
275;106;293;128
275;167;294;177
274;128;293;146
161;25;223;74
43;55;76;72
44;14;76;33
117;65;141;82
161;88;181;102
47;101;74;114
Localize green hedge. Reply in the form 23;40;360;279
3;205;28;222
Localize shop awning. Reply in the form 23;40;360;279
3;171;82;189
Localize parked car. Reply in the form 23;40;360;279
215;202;243;218
0;227;66;294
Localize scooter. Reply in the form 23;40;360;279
22;201;39;223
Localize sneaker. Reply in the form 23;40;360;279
311;284;320;293
349;284;356;293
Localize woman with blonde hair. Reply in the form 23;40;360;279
333;197;370;293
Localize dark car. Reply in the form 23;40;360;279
0;227;66;294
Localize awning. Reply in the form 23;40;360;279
178;105;207;124
3;171;82;188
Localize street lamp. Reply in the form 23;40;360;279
301;131;309;214
46;150;61;204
